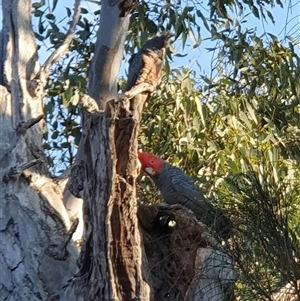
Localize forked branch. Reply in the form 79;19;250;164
17;114;44;134
36;0;81;83
2;158;45;182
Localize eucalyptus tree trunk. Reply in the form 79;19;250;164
61;0;151;299
0;0;78;300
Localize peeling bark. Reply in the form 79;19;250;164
0;1;78;300
61;0;150;300
61;109;150;300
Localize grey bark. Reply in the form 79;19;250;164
59;0;151;300
0;0;78;300
0;30;4;85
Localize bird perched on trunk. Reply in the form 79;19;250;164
124;32;173;120
138;152;232;240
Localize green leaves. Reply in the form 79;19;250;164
138;23;300;298
31;0;97;174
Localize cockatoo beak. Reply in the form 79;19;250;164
145;167;156;176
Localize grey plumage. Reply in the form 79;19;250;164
126;33;172;91
125;33;173;120
152;162;232;240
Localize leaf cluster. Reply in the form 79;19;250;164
138;25;300;300
32;0;96;173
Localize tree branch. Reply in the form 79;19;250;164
45;218;79;261
36;0;81;83
17;114;44;134
124;82;155;99
2;158;45;183
115;83;156;116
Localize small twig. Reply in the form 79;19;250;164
3;158;45;183
17;114;44;134
36;0;81;83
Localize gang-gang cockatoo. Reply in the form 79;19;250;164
138;152;232;240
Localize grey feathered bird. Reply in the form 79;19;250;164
125;32;173;120
138;152;232;240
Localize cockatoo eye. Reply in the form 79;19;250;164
145;167;156;176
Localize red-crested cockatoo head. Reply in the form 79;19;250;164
138;152;164;176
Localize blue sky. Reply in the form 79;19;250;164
51;1;300;71
0;0;299;75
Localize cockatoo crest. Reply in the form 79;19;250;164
138;152;164;176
